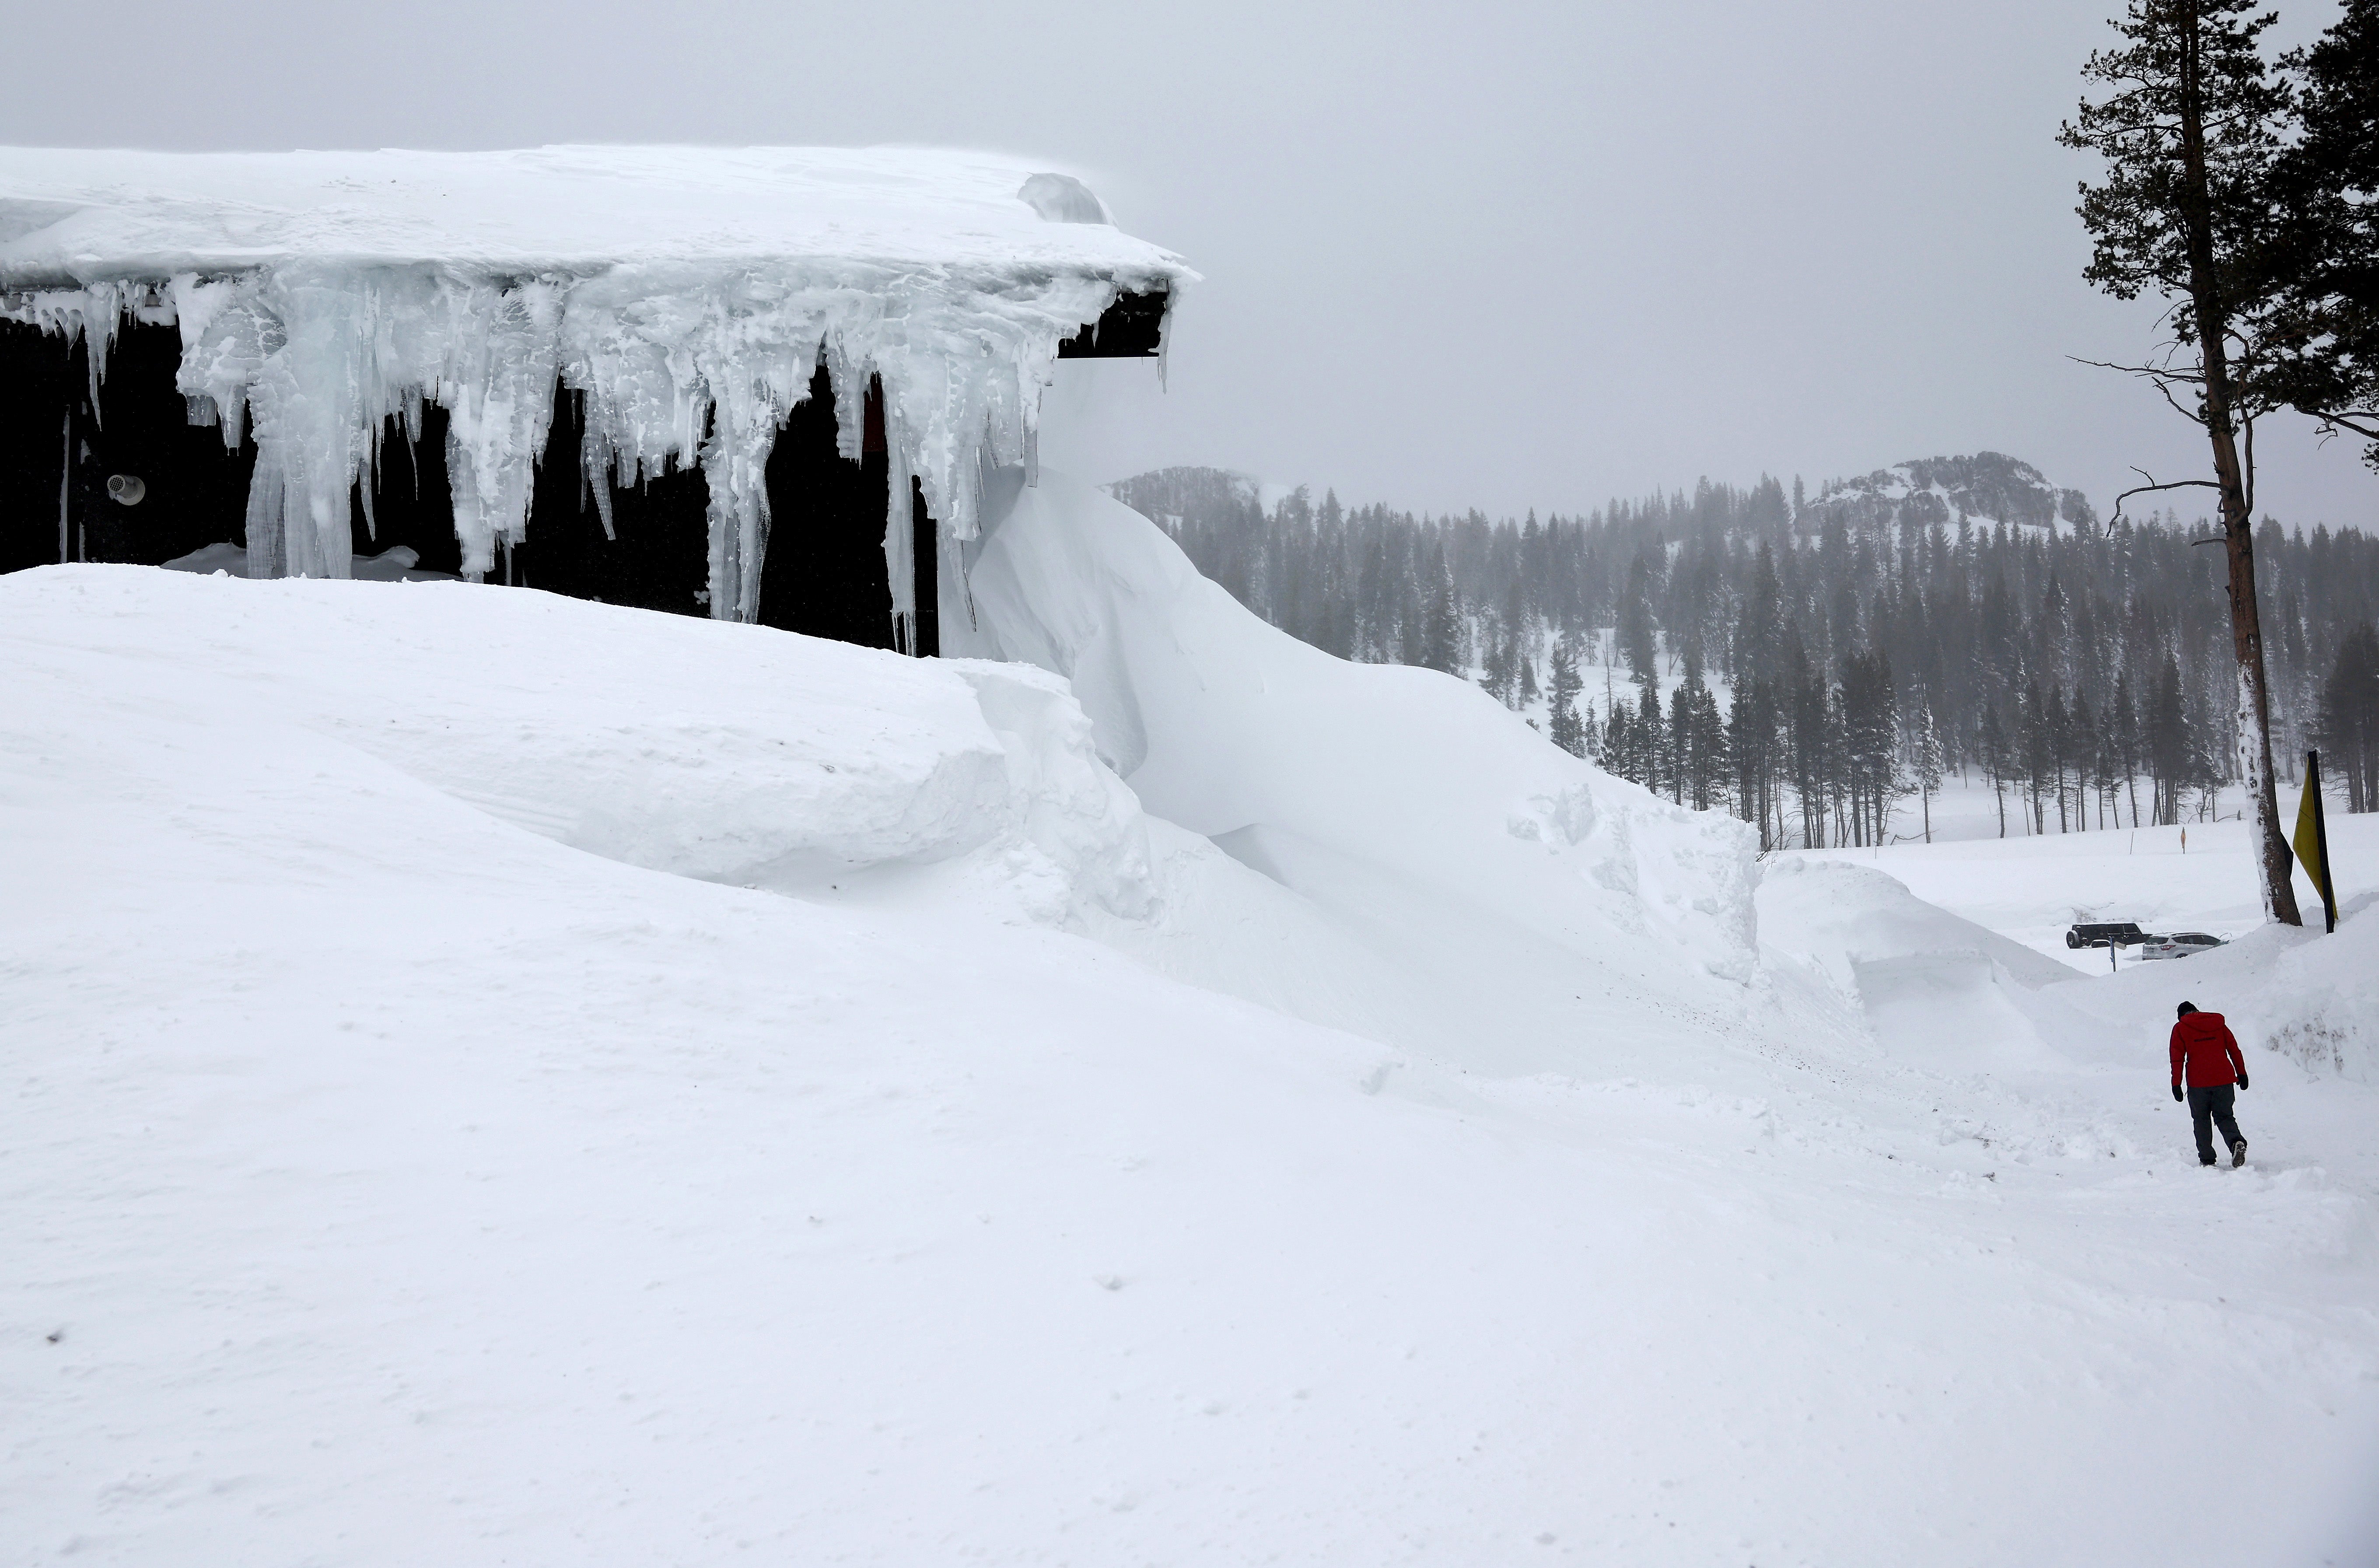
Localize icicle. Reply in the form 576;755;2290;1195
585;439;617;541
438;279;564;577
80;283;122;419
12;236;1181;606
2;285;132;423
1155;284;1179;393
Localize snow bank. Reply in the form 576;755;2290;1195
1756;858;2114;1074
946;469;1763;1019
2256;903;2379;1082
0;146;1190;623
2068;892;2379;1087
2;566;1155;927
9;561;2379;1567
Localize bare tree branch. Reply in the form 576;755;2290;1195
2109;468;2222;527
2155;375;2207;427
2069;354;2202;383
2306;409;2379;441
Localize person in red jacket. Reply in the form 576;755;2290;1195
2170;1001;2250;1168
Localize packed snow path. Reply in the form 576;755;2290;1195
4;565;2377;1566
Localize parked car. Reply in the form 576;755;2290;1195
2138;932;2226;961
2066;921;2147;949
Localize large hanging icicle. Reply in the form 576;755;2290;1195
0;146;1191;621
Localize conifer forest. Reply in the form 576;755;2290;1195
1110;455;2379;849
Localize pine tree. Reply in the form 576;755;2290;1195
2060;0;2302;919
2070;691;2099;829
2113;673;2145;825
2147;655;2193;824
2256;0;2379;469
2020;680;2051;834
1637;680;1665;797
2316;621;2379;810
1397;563;1426;668
1619;552;1660;686
1728;677;1781;848
1688;680;1728;812
1548;637;1587;758
1790;654;1832;847
1604;700;1636;784
1913;702;1946;843
1421;545;1460;675
1980;701;2011;838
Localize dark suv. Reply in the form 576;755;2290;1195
2065;922;2148;949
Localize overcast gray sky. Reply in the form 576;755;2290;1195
7;0;2369;526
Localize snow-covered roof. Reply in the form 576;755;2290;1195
0;147;1193;621
0;145;1186;286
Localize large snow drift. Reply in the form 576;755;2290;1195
945;470;1763;1069
2;567;1157;928
7;559;2379;1564
0;146;1190;615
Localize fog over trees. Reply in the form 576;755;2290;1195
1109;453;2379;849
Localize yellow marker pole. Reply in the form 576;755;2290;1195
2294;751;2338;935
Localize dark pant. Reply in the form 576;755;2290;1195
2187;1084;2245;1164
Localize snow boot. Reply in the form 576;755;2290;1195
2231;1138;2248;1169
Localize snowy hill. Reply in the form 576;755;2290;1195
1807;449;2098;532
6;476;2379;1564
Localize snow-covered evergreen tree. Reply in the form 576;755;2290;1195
1421;547;1460;675
1913;703;1946;843
1548;637;1586;758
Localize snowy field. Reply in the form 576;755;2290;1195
7;482;2379;1567
1799;805;2377;973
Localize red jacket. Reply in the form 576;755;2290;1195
2170;1012;2246;1088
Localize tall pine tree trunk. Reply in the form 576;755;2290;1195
2176;7;2302;922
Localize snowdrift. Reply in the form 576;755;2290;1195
3;567;1156;927
4;544;1759;1080
2257;901;2379;1082
1756;857;2115;1074
7;559;2379;1566
944;469;1762;1065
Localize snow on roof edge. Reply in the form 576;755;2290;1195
0;147;1198;635
0;144;1193;286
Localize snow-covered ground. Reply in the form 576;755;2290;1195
7;478;2378;1566
1800;800;2376;973
1892;768;2267;847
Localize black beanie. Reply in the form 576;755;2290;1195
2177;1001;2197;1018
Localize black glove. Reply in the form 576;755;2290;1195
2235;1071;2248;1091
2173;1085;2185;1102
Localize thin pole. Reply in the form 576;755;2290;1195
2309;750;2337;935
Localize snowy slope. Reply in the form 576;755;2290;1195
6;561;2379;1565
947;470;1762;1074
